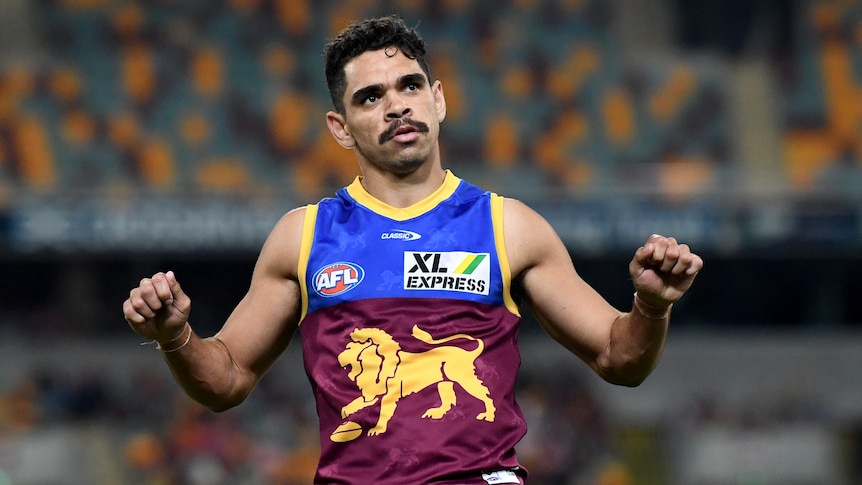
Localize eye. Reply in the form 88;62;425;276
362;95;379;105
406;83;420;92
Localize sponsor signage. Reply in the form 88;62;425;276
403;251;490;295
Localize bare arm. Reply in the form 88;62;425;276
504;199;702;386
123;208;306;411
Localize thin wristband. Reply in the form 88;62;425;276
633;292;672;319
159;322;188;344
157;323;192;352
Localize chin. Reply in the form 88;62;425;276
360;144;434;174
402;154;429;166
382;151;431;173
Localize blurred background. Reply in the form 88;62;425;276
0;0;860;483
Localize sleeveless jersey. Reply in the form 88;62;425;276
297;171;527;484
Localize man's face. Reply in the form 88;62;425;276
327;48;446;175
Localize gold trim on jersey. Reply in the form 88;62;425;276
491;194;520;317
345;170;461;221
298;203;319;322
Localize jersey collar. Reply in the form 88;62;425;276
346;170;461;221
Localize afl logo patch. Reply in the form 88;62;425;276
313;262;365;297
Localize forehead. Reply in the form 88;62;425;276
343;48;425;89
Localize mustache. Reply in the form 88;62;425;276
379;118;430;144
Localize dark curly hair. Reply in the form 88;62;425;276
324;15;431;114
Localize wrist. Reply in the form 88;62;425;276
633;292;672;319
156;322;192;352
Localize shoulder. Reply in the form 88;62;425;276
257;206;311;280
272;205;310;236
500;197;551;237
500;197;568;277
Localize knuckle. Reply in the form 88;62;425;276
125;314;143;325
140;283;156;298
129;298;145;312
131;295;153;311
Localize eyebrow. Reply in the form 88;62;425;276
350;72;428;106
350;84;383;106
400;73;426;87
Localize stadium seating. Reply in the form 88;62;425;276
782;0;862;190
0;0;858;198
0;0;749;200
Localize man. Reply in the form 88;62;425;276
123;15;702;484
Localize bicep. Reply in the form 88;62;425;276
505;199;620;364
214;208;305;380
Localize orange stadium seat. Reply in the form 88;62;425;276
602;87;636;145
179;112;211;148
649;67;696;123
137;137;177;188
196;158;250;192
47;67;83;104
106;111;141;150
14;116;56;189
273;0;311;36
484;113;520;168
190;46;226;99
268;91;314;155
547;45;601;103
533;109;594;188
120;43;157;109
110;3;146;43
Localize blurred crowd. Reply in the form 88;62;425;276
0;0;858;201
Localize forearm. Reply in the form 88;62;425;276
158;324;254;411
597;294;671;387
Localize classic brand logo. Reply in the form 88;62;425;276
313;262;365;297
381;229;422;241
403;251;490;295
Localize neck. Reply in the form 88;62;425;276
357;163;447;208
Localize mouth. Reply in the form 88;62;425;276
395;125;417;136
379;119;429;145
392;125;419;143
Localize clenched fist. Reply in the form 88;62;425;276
123;270;191;345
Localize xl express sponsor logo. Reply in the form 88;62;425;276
403;251;490;295
313;262;365;297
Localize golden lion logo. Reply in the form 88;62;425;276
332;325;496;442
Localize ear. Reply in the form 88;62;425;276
432;80;447;123
326;111;354;149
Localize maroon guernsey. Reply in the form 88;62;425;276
297;172;528;484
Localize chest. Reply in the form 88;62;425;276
304;196;504;313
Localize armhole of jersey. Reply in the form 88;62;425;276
491;194;520;317
298;203;319;323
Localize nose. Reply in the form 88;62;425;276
385;94;411;120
